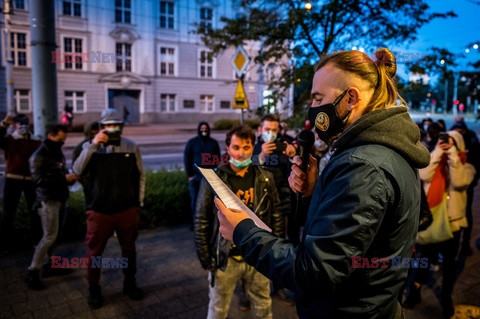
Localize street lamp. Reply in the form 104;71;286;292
304;1;312;10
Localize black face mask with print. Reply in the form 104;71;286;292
308;88;350;146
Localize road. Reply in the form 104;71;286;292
0;114;478;178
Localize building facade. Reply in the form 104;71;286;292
1;0;291;125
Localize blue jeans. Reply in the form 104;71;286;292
29;200;63;270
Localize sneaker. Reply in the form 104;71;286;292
123;280;144;300
401;285;422;309
25;270;45;290
442;296;454;319
272;288;295;306
88;284;104;309
460;246;473;257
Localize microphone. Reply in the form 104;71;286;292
296;130;315;178
294;130;315;235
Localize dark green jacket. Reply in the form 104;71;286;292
194;164;283;271
233;107;430;319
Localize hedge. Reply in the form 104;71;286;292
1;168;191;248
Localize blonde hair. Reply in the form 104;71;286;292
314;48;406;113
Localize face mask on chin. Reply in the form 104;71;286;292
262;131;277;143
229;156;252;168
201;131;209;138
308;88;350;146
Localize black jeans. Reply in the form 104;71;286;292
461;183;476;251
419;232;462;305
188;175;202;223
0;178;40;248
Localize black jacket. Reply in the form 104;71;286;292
194;164;284;271
30;139;69;203
184;122;221;178
253;135;292;217
232;107;431;319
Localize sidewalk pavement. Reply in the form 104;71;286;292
0;183;479;319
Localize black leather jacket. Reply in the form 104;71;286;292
30;139;69;203
194;164;283;271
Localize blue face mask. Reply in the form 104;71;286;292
229;157;252;168
262;131;277;143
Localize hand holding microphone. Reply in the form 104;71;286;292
288;130;317;197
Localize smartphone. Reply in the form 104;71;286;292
274;140;286;152
439;132;449;144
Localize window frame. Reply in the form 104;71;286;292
63;0;82;17
115;0;132;24
65;90;87;113
160;94;176;112
158;45;178;76
200;94;214;113
61;36;85;71
14;89;31;113
116;42;132;72
200;7;213;30
198;49;216;79
159;1;174;29
10;32;28;67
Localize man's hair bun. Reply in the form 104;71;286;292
374;48;396;78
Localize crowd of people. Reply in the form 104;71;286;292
0;48;479;319
0;109;145;310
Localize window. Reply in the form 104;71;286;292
220;101;230;109
160;94;176;112
10;33;27;66
183;100;194;109
159;47;175;75
14;0;25;10
115;0;131;24
199;50;214;78
64;37;83;70
63;0;82;17
159;1;174;29
116;43;132;72
200;7;213;30
200;95;214;112
15;89;30;112
65;91;86;112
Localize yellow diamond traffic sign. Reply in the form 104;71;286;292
233;80;249;109
231;45;250;78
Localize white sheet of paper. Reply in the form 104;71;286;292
196;166;271;232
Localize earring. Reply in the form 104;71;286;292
347;105;352;111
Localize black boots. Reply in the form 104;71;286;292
25;269;45;290
88;284;104;309
123;279;144;300
88;279;143;309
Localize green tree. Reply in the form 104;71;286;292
197;0;456;113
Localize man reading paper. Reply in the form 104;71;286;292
194;125;283;319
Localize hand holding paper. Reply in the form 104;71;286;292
195;166;272;232
215;197;249;241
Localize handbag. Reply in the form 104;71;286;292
416;193;453;245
